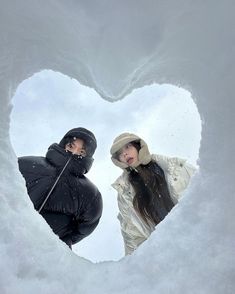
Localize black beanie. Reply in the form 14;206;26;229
59;127;97;157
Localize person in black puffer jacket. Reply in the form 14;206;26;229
18;127;103;249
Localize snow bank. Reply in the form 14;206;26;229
0;1;234;293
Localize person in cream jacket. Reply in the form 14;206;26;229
110;132;196;255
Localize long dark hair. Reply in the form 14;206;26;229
128;161;175;226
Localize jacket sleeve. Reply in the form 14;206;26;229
117;190;153;255
18;156;56;209
64;191;103;245
118;203;139;255
168;158;197;203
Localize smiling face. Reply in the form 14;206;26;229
117;143;139;166
65;138;86;156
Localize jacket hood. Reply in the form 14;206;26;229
46;143;93;175
59;127;97;157
110;133;152;169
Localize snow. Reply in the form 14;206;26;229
0;1;234;294
10;69;201;262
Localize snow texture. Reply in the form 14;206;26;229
0;1;234;293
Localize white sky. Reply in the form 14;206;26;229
10;70;201;262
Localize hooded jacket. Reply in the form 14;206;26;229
18;128;102;247
110;133;196;255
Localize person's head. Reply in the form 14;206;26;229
59;127;97;158
110;133;151;169
115;141;141;166
64;137;87;157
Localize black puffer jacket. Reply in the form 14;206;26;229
18;143;103;246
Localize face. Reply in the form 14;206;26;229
65;138;86;156
117;143;139;166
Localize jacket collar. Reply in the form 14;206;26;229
46;143;90;176
46;143;71;169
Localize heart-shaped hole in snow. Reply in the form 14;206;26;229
10;69;201;262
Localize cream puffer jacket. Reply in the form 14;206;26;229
112;154;196;255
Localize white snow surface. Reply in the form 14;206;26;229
0;1;234;293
